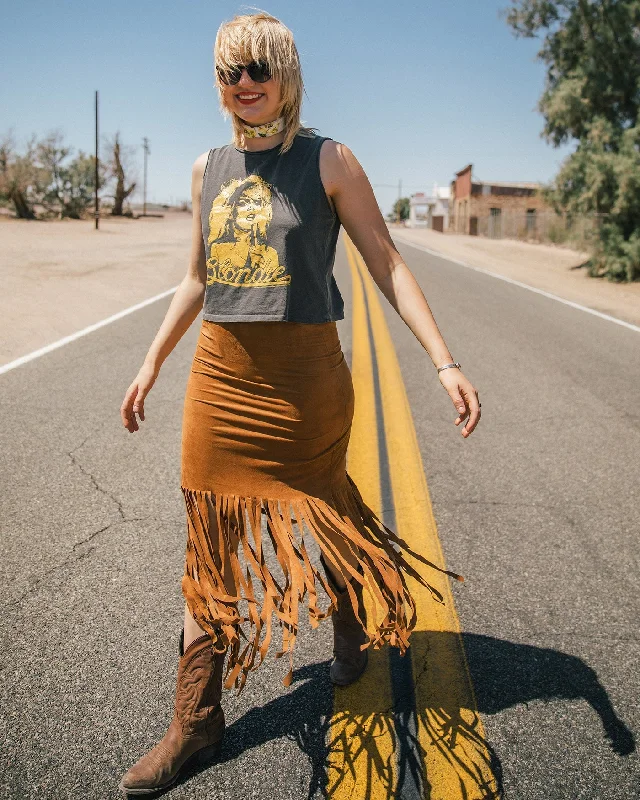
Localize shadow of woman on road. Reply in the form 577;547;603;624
170;630;634;799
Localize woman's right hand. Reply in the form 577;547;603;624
120;362;159;433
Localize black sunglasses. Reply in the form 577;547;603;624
216;61;272;86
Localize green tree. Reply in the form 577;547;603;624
1;128;115;220
393;197;410;222
37;130;100;219
0;131;42;219
502;0;640;281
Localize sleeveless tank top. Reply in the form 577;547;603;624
199;132;345;323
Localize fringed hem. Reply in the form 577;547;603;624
180;473;464;694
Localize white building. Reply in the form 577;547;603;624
406;183;451;231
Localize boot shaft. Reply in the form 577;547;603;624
176;629;226;736
320;555;367;626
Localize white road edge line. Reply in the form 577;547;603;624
0;285;179;376
390;232;640;334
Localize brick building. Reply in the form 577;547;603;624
449;163;550;238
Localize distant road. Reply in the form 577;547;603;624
3;211;638;367
389;222;640;328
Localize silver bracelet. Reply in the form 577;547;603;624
437;361;461;374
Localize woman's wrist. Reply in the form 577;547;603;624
431;352;455;370
143;354;163;374
436;361;462;374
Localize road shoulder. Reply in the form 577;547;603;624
388;223;640;328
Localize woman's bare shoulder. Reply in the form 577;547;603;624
192;149;211;178
319;138;366;197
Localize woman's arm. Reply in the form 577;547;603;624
120;151;210;433
320;140;481;438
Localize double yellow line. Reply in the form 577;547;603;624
326;234;499;799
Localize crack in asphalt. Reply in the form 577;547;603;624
4;545;98;615
67;435;129;523
433;499;608;509
4;438;156;612
4;515;154;612
407;653;431;693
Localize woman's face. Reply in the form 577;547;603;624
234;186;268;231
219;63;282;125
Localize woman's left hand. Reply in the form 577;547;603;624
438;368;481;438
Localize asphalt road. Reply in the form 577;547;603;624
1;230;638;799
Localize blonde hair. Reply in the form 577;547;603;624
213;9;318;153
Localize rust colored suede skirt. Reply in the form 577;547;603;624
180;319;463;693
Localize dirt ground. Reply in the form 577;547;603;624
388;223;640;328
1;211;638;367
0;209;192;365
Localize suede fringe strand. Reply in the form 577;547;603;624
181;473;464;694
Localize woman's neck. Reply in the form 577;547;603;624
240;130;286;152
239;115;286;151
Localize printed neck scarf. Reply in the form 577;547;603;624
242;116;286;139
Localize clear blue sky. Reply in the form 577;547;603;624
2;0;574;215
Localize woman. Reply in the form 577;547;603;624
118;10;480;796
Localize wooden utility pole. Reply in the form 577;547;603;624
94;90;99;229
142;137;150;216
396;178;402;223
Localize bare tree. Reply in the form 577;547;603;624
102;131;137;216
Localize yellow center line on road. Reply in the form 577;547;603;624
326;234;500;799
325;234;398;799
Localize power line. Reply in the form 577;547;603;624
371;183;427;189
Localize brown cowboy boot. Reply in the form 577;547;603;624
320;555;369;686
119;628;226;796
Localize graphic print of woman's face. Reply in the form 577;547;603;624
234;186;269;232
